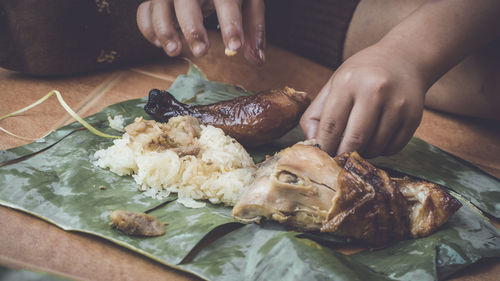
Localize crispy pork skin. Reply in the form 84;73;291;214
144;87;310;146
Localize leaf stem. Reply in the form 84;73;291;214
0;90;121;140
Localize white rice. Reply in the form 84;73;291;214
177;198;206;209
94;117;256;206
107;115;125;132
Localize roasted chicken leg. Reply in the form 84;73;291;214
232;142;462;246
144;87;310;146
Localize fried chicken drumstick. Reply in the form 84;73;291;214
144;87;310;146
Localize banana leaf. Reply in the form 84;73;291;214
180;223;388;281
0;61;499;280
351;197;500;280
0;127;237;265
181;199;500;281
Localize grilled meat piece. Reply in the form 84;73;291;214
394;177;462;238
144;87;310;146
232;142;461;246
110;210;166;237
322;151;411;245
232;143;340;230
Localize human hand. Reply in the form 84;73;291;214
137;0;265;65
300;45;428;158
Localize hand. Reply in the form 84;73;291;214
300;44;428;158
137;0;265;65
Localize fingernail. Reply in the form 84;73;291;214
224;48;237;56
228;37;241;51
165;41;177;54
305;123;318;139
192;41;206;57
256;24;265;49
256;38;264;50
154;39;162;48
258;49;265;62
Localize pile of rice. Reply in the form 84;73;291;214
94;116;256;206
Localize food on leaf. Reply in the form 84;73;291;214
110;210;166;237
107;115;126;132
94;116;256;205
394;177;463;238
143;86;310;146
177;197;207;209
232;142;462;246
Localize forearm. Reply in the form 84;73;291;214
377;0;500;88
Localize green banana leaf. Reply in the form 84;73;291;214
181;198;500;281
180;223;388;281
0;61;499;281
351;196;500;280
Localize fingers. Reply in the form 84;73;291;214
336;96;381;155
362;104;402;158
151;0;182;56
138;0;263;62
137;1;160;47
382;109;422;155
242;0;265;65
315;86;353;155
174;0;210;57
213;0;244;55
300;82;332;139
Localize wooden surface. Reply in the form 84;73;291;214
0;31;499;280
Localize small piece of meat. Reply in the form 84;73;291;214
394;177;462;238
144;86;311;146
232;142;462;247
170;145;201;157
110;210;166;237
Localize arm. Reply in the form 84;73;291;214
381;0;500;87
301;0;500;158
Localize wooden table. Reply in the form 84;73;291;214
1;31;499;281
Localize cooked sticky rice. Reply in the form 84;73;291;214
94;116;256;205
107;114;125;132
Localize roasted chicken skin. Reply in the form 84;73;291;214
322;151;411;245
394;177;462;238
144;87;310;146
232;142;462;246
